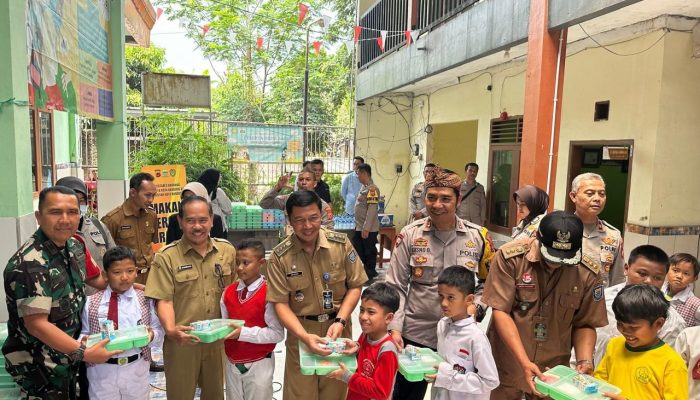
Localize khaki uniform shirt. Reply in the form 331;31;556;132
145;237;236;326
386;217;490;348
510;214;544;241
102;199;158;271
266;229;367;316
409;182;427;222
354;181;380;232
259;188;334;230
482;238;608;392
456;181;486;225
580;218;624;287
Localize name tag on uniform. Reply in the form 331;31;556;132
178;264;193;271
286;271;303;278
90;231;101;237
120;225;132;230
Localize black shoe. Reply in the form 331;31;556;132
150;361;164;372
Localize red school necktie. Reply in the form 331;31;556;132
241;287;248;300
107;292;119;329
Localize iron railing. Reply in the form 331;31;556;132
359;0;479;68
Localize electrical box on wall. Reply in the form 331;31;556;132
395;164;403;174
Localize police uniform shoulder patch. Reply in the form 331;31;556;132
326;231;347;244
501;242;527;259
581;254;601;274
600;219;621;233
273;239;293;257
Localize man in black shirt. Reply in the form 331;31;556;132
310;159;332;204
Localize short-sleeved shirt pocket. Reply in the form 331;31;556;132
409;254;436;284
286;269;311;292
174;267;200;298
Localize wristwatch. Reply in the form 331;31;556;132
67;342;86;363
334;317;347;327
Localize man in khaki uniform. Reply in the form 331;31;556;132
386;167;495;400
408;163;435;222
456;162;487;226
145;196;236;400
102;172;158;284
353;163;380;280
266;190;367;400
569;172;624;287
260;167;334;230
482;211;608;399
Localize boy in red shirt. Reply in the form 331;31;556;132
328;282;400;400
220;239;284;400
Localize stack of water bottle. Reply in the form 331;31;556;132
333;214;355;230
0;323;20;398
262;209;285;229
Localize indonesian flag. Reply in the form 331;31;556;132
354;26;362;43
298;3;309;25
256;36;264;50
312;41;322;55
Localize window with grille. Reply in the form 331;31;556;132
486;116;522;235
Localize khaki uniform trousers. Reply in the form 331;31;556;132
283;317;352;400
163;338;224;400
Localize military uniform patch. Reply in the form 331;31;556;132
592;285;603;301
413;238;428;247
465;240;476;248
503;245;527;259
273;240;293;257
414;255;428;265
581;254;601;274
366;187;379;204
395;233;404;248
348;249;358;263
326;231;347;243
602;237;616;246
413;267;424;278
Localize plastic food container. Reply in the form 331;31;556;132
397;346;444;382
86;325;150;352
189;319;244;344
299;341;358;376
534;365;622;400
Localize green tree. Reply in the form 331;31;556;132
125;45;176;106
129;113;245;200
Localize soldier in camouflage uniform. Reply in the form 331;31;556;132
2;187;119;399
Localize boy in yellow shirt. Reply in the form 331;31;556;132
594;284;688;400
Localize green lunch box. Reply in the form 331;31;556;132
190;319;245;344
397;347;444;382
534;365;622;400
87;325;150;352
298;342;358;376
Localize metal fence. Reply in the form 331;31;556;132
359;0;479;69
80;115;355;204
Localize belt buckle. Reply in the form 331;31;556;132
118;357;127;366
318;314;329;323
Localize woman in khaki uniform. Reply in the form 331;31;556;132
266;190;367;400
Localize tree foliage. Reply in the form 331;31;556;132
157;0;355;126
129;113;245;200
125;45;176;106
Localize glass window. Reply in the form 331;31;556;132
39;112;54;188
29;110;38;191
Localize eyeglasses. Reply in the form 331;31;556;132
214;264;225;289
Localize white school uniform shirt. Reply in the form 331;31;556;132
674;326;700;399
593;282;686;368
219;276;285;345
432;316;499;400
79;286;164;358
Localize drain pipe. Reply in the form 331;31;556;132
545;30;565;196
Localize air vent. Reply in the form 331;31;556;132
490;117;523;144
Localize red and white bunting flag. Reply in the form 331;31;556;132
410;30;419;44
405;30;411;47
201;24;210;36
354;26;362;43
312;41;322;55
256;36;264;50
156;7;163;21
298;3;309;25
378;30;387;52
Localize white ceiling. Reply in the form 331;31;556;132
389;0;700;96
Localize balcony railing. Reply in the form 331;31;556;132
359;0;479;69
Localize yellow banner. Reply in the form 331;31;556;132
141;165;187;251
